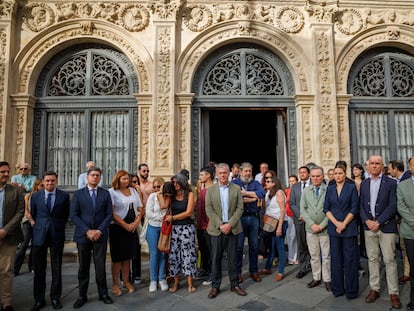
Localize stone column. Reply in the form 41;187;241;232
10;94;36;165
307;1;340;169
337;94;352;171
150;0;182;176
135;93;152;166
176;93;194;171
0;1;18;161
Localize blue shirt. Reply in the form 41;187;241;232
11;174;37;193
232;178;266;214
219;183;229;223
44;190;56;212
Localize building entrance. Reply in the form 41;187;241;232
205;109;286;179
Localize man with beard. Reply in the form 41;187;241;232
137;164;153;207
232;162;266;283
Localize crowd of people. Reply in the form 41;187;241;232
0;155;414;311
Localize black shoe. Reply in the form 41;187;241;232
99;294;113;304
325;282;331;292
307;279;322;288
73;297;87;309
51;299;62;310
407;302;414;310
3;306;14;311
29;301;46;311
296;271;306;279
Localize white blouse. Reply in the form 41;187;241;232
265;189;286;220
108;187;143;219
145;192;167;227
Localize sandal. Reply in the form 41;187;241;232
124;282;135;294
188;285;197;293
112;285;122;296
169;283;180;293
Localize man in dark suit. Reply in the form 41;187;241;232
360;155;401;309
70;167;113;308
0;161;25;311
289;165;311;278
205;163;245;298
29;171;70;311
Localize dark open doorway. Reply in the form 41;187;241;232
208;109;279;176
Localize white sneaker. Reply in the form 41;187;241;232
159;279;168;291
149;281;157;293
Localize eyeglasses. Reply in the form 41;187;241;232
142;170;149;173
131;180;138;184
153;185;161;190
265;176;273;180
20;168;29;171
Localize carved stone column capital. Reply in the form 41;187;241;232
150;0;183;21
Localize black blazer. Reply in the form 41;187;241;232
31;189;70;246
359;175;398;233
70;187;113;244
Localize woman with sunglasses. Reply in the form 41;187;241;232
145;177;170;292
163;174;197;293
260;175;288;282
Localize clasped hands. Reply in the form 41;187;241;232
220;223;232;235
365;219;380;232
310;223;324;234
86;229;102;242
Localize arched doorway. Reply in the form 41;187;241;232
191;43;295;183
348;47;414;165
33;44;139;190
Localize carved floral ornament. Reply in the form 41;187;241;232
23;2;150;32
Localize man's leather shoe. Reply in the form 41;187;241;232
325;282;331;292
399;275;410;283
365;290;380;303
73;297;87;309
250;273;261;282
296;271;306;279
208;288;219;299
390;294;402;309
29;301;46;311
51;300;62;310
231;286;247;296
307;279;321;288
238;274;243;283
258;269;272;275
3;306;14;311
407;302;414;310
99;294;113;304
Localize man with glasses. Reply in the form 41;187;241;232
0;161;25;311
11;163;37;194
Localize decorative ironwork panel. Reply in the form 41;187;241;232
390;59;414;97
48;54;87;96
394;111;414;161
352;58;386;97
91;55;129;95
245;54;284;95
202;53;241;95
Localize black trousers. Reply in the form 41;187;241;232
210;232;238;289
196;229;211;273
293;219;311;273
405;238;414;303
32;243;64;303
14;221;33;274
77;241;108;298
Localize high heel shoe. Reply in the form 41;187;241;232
112;285;122;296
124;282;135;294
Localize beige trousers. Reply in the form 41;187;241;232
0;241;17;307
365;230;399;294
306;232;331;282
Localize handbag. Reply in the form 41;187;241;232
158;206;172;253
139;216;149;245
262;214;279;233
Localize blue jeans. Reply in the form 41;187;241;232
265;221;288;274
146;224;166;281
237;215;260;274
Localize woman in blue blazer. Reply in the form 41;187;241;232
323;165;359;299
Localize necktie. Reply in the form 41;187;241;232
46;193;52;212
302;182;306;190
91;189;97;209
315;187;320;198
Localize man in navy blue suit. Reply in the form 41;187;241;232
70;167;113;308
29;171;70;311
360;155;402;309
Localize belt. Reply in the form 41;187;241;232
242;212;258;217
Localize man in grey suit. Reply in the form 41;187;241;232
205;163;245;298
289;165;311;278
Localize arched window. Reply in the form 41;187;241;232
348;48;414;164
33;44;138;189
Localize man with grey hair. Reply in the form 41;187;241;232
11;163;37;194
300;166;331;291
78;161;102;189
232;162;266;283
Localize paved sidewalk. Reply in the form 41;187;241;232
12;242;411;311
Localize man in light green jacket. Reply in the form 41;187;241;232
300;166;330;291
397;156;414;310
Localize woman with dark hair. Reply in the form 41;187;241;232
260;175;288;282
323;165;359;299
351;164;365;194
108;170;143;296
162;173;197;293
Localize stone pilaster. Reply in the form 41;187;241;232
307;1;340;169
135;93;152;166
176;93;194;172
337;94;352;170
294;94;315;166
150;0;182;175
10;94;36;164
0;0;18;160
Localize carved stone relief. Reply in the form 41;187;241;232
19;26;150;93
0;0;15;19
0;28;6;139
22;2;150;32
303;107;312;162
305;0;338;23
179;106;188;169
150;0;182;21
335;8;363;35
140;106;150;163
183;5;212;32
276;7;304;33
16;108;24;163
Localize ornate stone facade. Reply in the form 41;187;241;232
1;0;414;180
